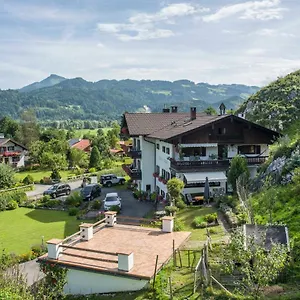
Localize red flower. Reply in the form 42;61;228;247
158;177;163;182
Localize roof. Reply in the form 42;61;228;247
68;138;80;147
110;148;124;154
184;171;227;183
244;224;290;251
71;139;91;151
0;138;27;150
39;224;190;280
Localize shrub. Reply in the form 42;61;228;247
41;195;51;203
92;200;102;210
22;175;34;185
88;167;97;174
192;216;205;228
45;200;60;208
68;207;79;216
7;200;18;210
40;179;44;184
13;191;28;205
165;206;178;216
109;205;121;214
50;169;61;181
27;203;35;209
175;199;186;209
204;213;218;223
174;218;185;231
65;191;83;207
31;244;47;256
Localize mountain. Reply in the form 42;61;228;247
0;76;259;121
19;74;66;92
238;70;300;132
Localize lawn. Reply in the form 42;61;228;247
15;169;76;182
72;127;111;138
177;206;227;241
0;208;83;254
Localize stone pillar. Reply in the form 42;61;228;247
104;211;117;227
118;251;134;272
162;216;174;233
80;223;94;241
47;239;63;259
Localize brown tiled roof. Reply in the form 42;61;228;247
71;139;91;151
124;112;227;140
0;138;27;150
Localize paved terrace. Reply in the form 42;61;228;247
39;216;191;279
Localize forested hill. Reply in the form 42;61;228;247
238;70;300;132
0;75;259;121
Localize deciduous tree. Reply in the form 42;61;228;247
0;164;15;189
228;155;250;191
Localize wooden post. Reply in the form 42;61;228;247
188;250;191;267
211;275;233;296
152;255;159;288
178;249;183;268
169;276;173;299
191;251;196;271
193;269;197;294
173;239;176;267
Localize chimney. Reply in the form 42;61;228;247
105;211;117;227
80;223;94;241
118;251;134;272
162;216;174;233
47;239;62;259
171;106;178;113
190;107;196;120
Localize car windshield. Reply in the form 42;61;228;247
105;196;118;202
48;185;59;190
83;186;93;193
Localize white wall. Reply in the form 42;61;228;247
140;136;155;191
64;268;148;295
228;144;269;158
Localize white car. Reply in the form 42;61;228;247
104;192;122;211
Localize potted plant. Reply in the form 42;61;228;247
158;177;163;182
153;172;159;178
162;179;167;184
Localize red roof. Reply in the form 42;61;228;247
71;139;91;151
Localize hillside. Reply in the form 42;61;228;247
0;77;259;121
238;70;300;132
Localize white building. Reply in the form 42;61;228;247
0;135;27;168
121;106;278;200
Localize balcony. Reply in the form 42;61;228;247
170;156;267;171
208;134;244;143
122;164;142;180
127;148;142;159
0;151;22;157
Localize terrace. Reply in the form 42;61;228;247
122;164;142;180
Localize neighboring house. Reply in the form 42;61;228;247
109;148;124;156
244;224;290;251
69;139;91;153
0;135;27;168
38;212;190;295
121;105;279;199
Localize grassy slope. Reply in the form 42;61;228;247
72;128;111;138
14;169;76;182
0;208;82;254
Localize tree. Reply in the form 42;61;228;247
106;129;119;148
0;116;21;141
40;152;68;170
89;147;101;169
223;229;288;299
166;178;185;209
227;155;250;191
204;106;217;115
92;130;110;158
20;109;40;147
0;164;15;189
68;148;88;168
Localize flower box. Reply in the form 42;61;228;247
153;172;159;178
162;179;167;184
158;177;163;182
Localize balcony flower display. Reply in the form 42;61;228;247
153;172;159;178
158;177;163;182
162;179;167;184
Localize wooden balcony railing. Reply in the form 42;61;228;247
122;164;142;180
127;148;142;159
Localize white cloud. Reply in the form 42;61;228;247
98;2;209;41
203;0;286;22
246;48;266;55
255;28;295;37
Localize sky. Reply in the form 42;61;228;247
0;0;299;89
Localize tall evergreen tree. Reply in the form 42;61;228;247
89;146;101;169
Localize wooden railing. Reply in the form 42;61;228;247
127;148;142;158
122;164;142;180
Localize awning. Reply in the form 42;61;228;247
184;171;227;183
179;143;217;148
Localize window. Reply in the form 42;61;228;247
137;139;141;150
156;165;160;175
166;147;170;154
162;146;166;153
200;147;206;156
166;172;170;180
218;128;226;135
156;144;160;150
162;169;166;178
184;181;221;188
12;156;19;162
8;146;14;151
238;145;261;155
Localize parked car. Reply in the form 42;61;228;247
100;174;126;187
43;183;71;199
103;192;122;211
80;183;102;201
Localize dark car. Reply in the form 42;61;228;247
80;183;102;201
43;183;71;199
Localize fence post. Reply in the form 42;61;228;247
153;255;159;288
173;239;176;267
178;249;183;268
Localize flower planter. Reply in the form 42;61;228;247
158;177;163;182
153;173;159;178
162;179;167;184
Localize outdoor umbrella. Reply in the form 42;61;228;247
204;176;210;205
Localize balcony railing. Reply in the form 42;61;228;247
208;134;244;142
170;156;268;170
0;151;22;157
122;164;142;180
127;148;142;159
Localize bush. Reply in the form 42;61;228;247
40;179;44;184
41;195;51;203
92;200;102;210
50;169;61;181
193;216;205;228
68;207;79;216
174;218;185;231
175;199;186;209
31;244;47;256
88;167;97;173
109;205;121;214
65;191;83;207
204;213;218;223
7;200;18;210
22;175;34;185
13;191;28;205
27;203;35;209
165;206;178;216
45;200;60;208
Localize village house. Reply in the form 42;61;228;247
38;212;190;295
121;106;279;200
0;134;27;167
68;139;91;153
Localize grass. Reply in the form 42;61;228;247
14;169;77;182
72;127;111;138
177;206;226;241
0;208;84;254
